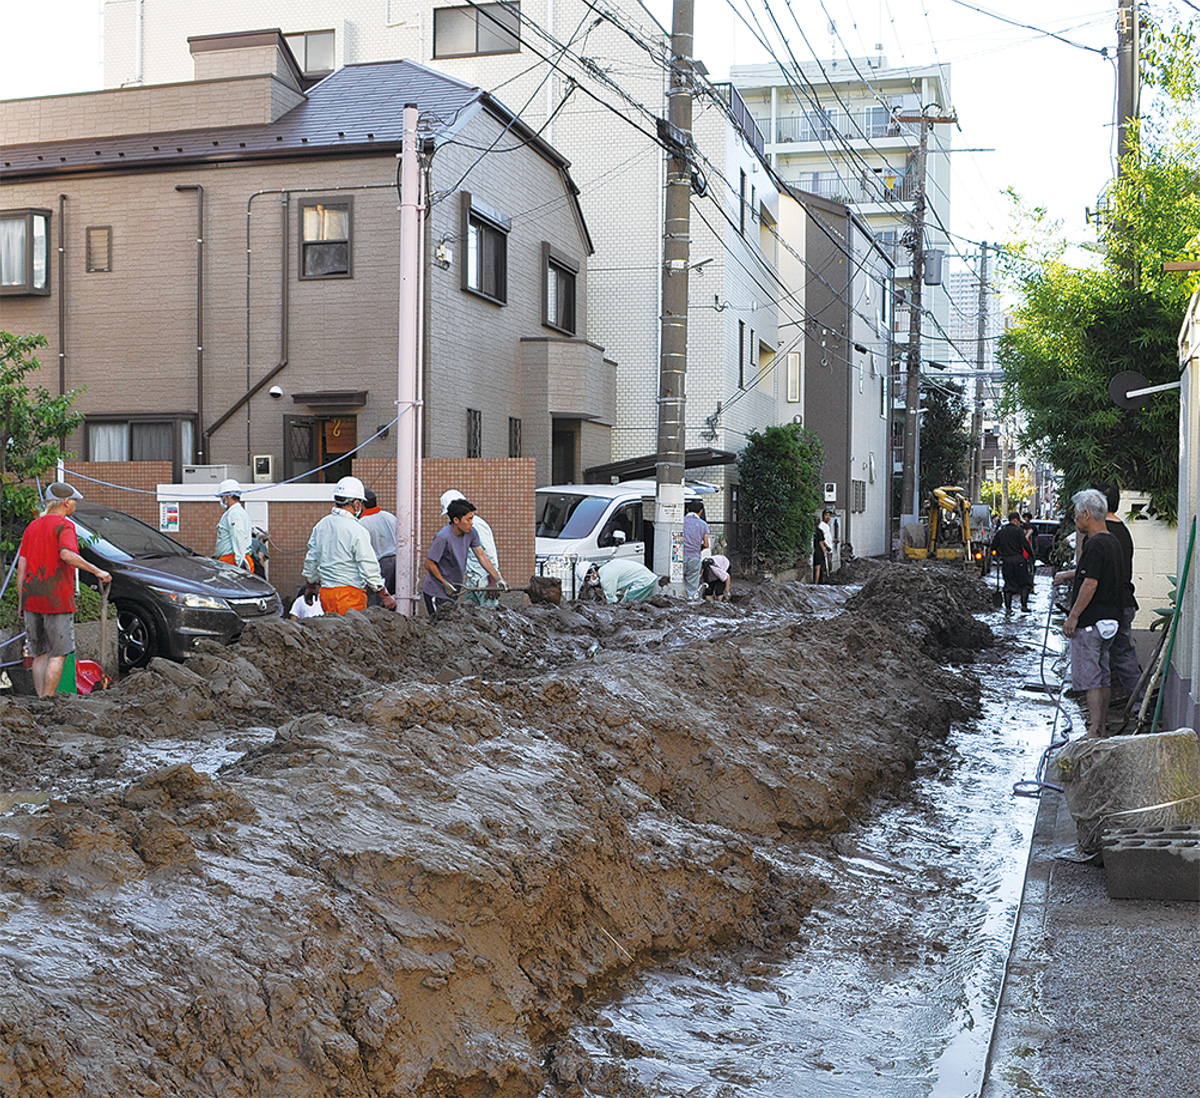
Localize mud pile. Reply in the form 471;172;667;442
845;561;995;661
0;572;984;1097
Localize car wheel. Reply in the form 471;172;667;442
116;602;159;670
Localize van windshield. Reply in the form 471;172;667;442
535;493;610;540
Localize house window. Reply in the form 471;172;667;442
1;208;50;296
87;417;195;480
737;320;745;389
467;408;482;458
852;479;867;513
864;105;891;138
461;193;508;304
86;226;112;273
542;243;577;334
434;3;520;58
509;416;522;458
786;351;801;403
299;199;352;279
284;29;335;74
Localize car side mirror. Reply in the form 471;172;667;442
611;530;626;544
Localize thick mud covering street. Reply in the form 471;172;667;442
0;562;989;1097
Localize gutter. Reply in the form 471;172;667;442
175;184;205;461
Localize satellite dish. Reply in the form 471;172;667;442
1109;370;1151;410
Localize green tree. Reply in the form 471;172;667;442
736;423;824;571
1;331;85;562
998;10;1199;520
919;378;971;499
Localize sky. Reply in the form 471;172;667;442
1;0;1149;267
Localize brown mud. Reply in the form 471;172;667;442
0;563;990;1097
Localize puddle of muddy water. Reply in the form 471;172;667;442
545;577;1064;1098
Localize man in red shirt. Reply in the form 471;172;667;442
16;482;111;697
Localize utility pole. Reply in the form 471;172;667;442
395;103;423;616
895;107;956;521
1116;0;1140;173
653;0;696;593
970;242;988;502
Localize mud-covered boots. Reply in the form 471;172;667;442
1004;593;1013;614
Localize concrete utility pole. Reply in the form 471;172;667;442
1116;0;1140;173
895;108;955;521
395;103;423;616
970;242;988;502
653;0;696;593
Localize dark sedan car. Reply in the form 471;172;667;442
71;503;282;670
1028;519;1062;564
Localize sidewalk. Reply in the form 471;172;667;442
980;762;1200;1098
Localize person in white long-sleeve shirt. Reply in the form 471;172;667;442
301;476;396;615
214;478;254;572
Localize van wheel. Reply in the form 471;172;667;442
116;602;158;670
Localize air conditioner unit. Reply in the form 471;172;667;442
182;464;251;485
253;455;274;483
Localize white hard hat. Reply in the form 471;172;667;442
217;478;242;497
333;475;367;503
440;488;465;515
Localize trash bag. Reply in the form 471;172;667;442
1053;729;1200;854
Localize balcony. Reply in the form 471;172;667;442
711;83;766;157
794;170;916;206
771;107;910;145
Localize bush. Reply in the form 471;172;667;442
736;424;825;572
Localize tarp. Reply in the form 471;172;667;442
1054;729;1200;853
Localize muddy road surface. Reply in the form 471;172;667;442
0;562;995;1097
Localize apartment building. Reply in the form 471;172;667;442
1;32;609;488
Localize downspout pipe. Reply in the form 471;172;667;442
57;194;67;396
175;184;205;461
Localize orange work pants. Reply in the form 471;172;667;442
319;586;368;615
218;553;256;573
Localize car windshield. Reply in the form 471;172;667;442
72;507;195;561
535;493;611;540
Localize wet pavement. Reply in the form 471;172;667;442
543;575;1072;1098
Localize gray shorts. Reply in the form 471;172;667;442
1070;624;1114;691
24;611;75;658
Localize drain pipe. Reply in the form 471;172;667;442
57;194;67;395
175;184;205;461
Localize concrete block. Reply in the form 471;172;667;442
1101;825;1200;902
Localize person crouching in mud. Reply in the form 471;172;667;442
577;559;668;604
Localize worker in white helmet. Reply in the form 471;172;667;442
576;558;666;604
439;488;500;606
214;478;255;572
302;475;396;615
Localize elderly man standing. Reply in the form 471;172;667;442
16;482;112;697
1054;489;1124;737
302;476;396;615
214;478;254;572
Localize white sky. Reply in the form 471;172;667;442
4;0;1135;262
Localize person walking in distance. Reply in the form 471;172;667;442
302;476;396;615
1093;483;1141;711
422;498;504;615
16;482;112;697
214;479;255;572
1054;489;1124;737
682;499;710;600
357;487;398;607
991;511;1035;613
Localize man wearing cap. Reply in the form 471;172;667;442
302;475;397;615
16;482;112;697
214;478;254;572
439;489;501;606
358;487;398;606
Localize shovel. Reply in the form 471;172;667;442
97;582;113;689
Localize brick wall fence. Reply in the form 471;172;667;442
63;458;536;601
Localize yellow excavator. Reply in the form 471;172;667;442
902;485;984;568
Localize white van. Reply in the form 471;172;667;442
534;479;703;588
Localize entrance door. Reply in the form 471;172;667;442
552;427;576;484
283;414;357;483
